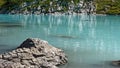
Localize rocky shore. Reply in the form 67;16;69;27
0;0;96;15
0;38;68;68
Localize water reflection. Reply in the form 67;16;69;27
0;15;120;68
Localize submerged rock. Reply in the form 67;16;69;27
50;35;76;39
0;22;23;27
0;38;68;68
111;60;120;66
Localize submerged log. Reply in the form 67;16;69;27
0;38;68;68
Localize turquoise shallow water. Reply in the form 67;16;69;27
0;14;120;68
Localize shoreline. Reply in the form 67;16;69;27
0;12;107;16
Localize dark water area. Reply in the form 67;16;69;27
0;14;120;68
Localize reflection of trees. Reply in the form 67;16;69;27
11;14;97;37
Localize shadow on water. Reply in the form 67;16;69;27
0;44;16;54
49;34;78;39
0;22;24;27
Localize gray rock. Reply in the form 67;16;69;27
0;38;68;68
0;55;2;59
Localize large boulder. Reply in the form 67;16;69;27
0;38;68;68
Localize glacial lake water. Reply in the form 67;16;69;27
0;14;120;68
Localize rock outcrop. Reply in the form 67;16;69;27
0;38;68;68
0;0;96;15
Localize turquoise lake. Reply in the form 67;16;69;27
0;14;120;68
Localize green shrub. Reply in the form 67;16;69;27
95;0;120;15
0;0;6;7
106;9;120;15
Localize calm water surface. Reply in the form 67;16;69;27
0;14;120;68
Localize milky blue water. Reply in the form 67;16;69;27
0;14;120;68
